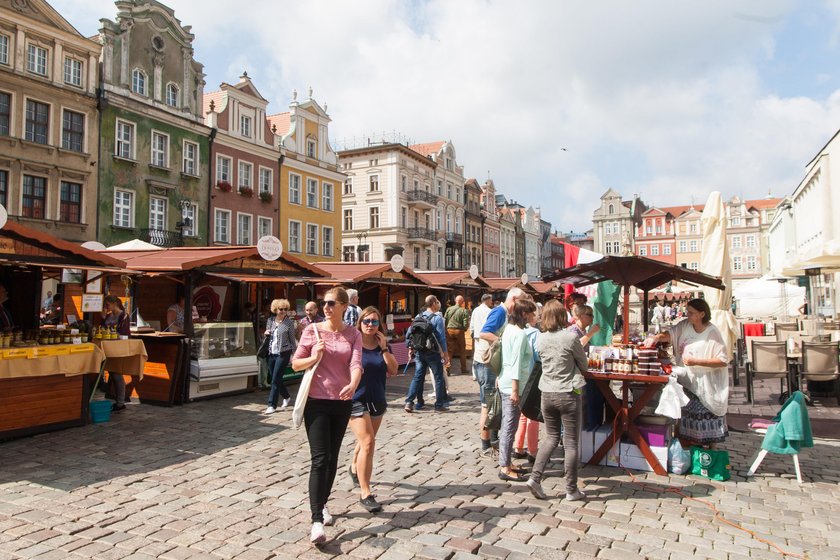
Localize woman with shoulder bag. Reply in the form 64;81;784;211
264;299;296;414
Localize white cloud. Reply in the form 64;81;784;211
49;0;840;232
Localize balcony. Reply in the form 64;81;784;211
141;228;184;248
406;189;438;209
405;227;437;244
445;232;464;246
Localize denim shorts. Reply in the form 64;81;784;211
473;361;496;406
351;400;387;418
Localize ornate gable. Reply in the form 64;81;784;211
0;0;81;36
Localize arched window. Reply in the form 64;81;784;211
131;69;147;96
455;211;462;234
608;203;614;215
165;83;179;107
446;208;453;233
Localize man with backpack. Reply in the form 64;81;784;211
405;295;451;412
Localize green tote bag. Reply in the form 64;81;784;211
691;447;731;481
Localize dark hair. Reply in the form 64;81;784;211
540;299;568;332
508;298;537;328
687;298;712;324
104;295;125;311
565;292;586;309
357;306;384;333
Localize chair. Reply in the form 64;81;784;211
774;322;798;342
799;342;840;405
746;340;789;404
747;391;812;484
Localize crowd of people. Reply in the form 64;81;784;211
253;287;731;545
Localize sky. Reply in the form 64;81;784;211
49;0;840;233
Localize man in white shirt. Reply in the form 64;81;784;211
470;294;493;379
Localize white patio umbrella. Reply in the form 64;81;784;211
700;191;739;356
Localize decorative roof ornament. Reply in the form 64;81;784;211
308;86;313;98
209;100;215;112
292;89;297;101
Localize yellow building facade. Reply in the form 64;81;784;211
269;92;343;263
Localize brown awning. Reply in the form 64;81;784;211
542;256;725;291
205;272;310;284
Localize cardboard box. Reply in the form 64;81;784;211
592;425;620;467
616;441;669;472
579;427;596;463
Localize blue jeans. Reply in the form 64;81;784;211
268;351;292;406
406;350;449;409
498;392;521;468
473;361;495;406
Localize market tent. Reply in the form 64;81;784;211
107;239;160;251
700;191;739;356
733;275;806;319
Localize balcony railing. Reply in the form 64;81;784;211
406;189;439;205
406;227;437;241
141;228;184;247
445;232;464;245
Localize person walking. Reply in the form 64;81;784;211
470;293;495;454
404;295;451;412
526;299;588;501
444;295;470;376
292;287;363;545
513;303;541;463
297;300;324;339
348;307;397;514
343;289;362;327
497;297;538;482
264;299;297;414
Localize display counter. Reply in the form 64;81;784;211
128;332;189;406
189;322;257;400
0;344;105;440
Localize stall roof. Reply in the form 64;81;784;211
0;221;126;270
101;246;327;276
482;277;538;294
313;262;431;286
414;270;490;288
529;280;561;294
206;272;310;284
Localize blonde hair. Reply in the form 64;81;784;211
325;286;349;305
270;299;291;313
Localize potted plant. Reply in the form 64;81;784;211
216;180;232;192
238;186;254;197
259;191;273;203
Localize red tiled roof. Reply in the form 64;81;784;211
659;204;703;218
203;90;225;115
746;197;783;210
267;112;291;136
409;141;445;158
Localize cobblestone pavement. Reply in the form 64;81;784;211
1;371;840;560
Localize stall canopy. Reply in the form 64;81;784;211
733;275;806;319
414;271;490;291
482;277;538;296
313;262;432;288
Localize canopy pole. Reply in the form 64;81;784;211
643;289;649;334
623;284;630;344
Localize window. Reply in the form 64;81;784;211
613;241;620;254
322;226;333;257
113;190;133;228
344;209;353;230
638;246;647;256
25;99;49;144
151;131;168;167
445;157;453;171
166;84;179;107
344;177;353;195
240;115;251;137
289;173;301;204
116;120;135;159
731;216;741;226
258;217;272;238
663;244;671;255
183;141;198;175
63;57;82;86
288;221;301;252
690;262;699;271
437;180;443;196
608;203;614;214
401;207;407;228
0;34;8;65
605;223;611;235
59;181;82;223
216;155;231;182
259;168;272;194
238;161;252;189
746;235;756;247
369;175;379;192
646;226;652;235
447;183;452;199
0;92;9;136
414;247;421;268
306;224;318;254
690;222;698;234
0;170;6;207
401;176;407;192
306;178;318;207
182;203;197;237
307;138;316;158
237;214;252;245
651;245;659;256
733;256;742;271
344;246;356;262
21;175;46;218
747;256;757;271
690;240;698;252
131;69;147;96
322;183;333;211
605;242;612;255
679;241;687;252
149;196;167;231
27;44;47;76
214;209;231;243
62;110;84;152
732;236;742;249
370;207;379;228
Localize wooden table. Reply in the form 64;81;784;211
584;371;670;475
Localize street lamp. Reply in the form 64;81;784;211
356;232;369;262
175;199;192;245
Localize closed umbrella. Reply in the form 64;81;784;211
700;191;739;356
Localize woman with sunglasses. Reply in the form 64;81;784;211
348;307;397;514
264;299;297;414
292;287;363;545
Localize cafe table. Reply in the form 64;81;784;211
584;370;670;475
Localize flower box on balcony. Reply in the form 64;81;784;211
259;191;273;203
238;186;254;197
216;180;232;192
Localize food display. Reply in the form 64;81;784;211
588;344;671;376
0;324;93;357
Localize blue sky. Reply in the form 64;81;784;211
50;0;840;233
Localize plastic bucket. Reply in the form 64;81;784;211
90;399;113;424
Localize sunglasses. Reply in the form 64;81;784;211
277;308;289;311
323;300;338;307
361;319;380;326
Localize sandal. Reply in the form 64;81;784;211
498;470;527;482
510;464;532;474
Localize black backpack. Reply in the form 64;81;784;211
407;313;437;352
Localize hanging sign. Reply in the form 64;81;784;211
469;264;479;280
521;273;529;285
257;236;282;261
390;254;405;273
0;204;7;230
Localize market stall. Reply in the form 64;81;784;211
0;220;127;440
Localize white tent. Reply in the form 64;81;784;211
106;239;160;251
733;275;806;319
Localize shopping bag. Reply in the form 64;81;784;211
668;439;691;474
256;335;271;359
690;446;731;481
292;325;321;429
519;361;544;422
485;389;503;431
482;324;506;375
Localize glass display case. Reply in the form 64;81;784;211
191;322;257;360
189;322;258;398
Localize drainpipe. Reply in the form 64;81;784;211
206;127;217;243
95;73;105;241
277;153;284;237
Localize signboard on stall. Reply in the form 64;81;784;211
521;273;529;285
469;264;479;280
257;236;283;261
0;204;7;230
81;294;103;313
390;254;405;273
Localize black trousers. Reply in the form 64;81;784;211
304;398;352;522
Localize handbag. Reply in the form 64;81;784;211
482;324;506;375
519;361;544;422
484;388;503;431
292;325;322;429
690;446;731;481
257;334;271;359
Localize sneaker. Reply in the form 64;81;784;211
263;406;276;414
360;495;382;513
565;489;587;502
415;402;425;411
404;402;414;413
280;398;290;409
434;404;450;412
111;404;126;413
310;522;326;544
526;478;547;500
349;466;359;487
322;507;333;526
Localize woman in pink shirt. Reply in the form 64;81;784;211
292;287;363;545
